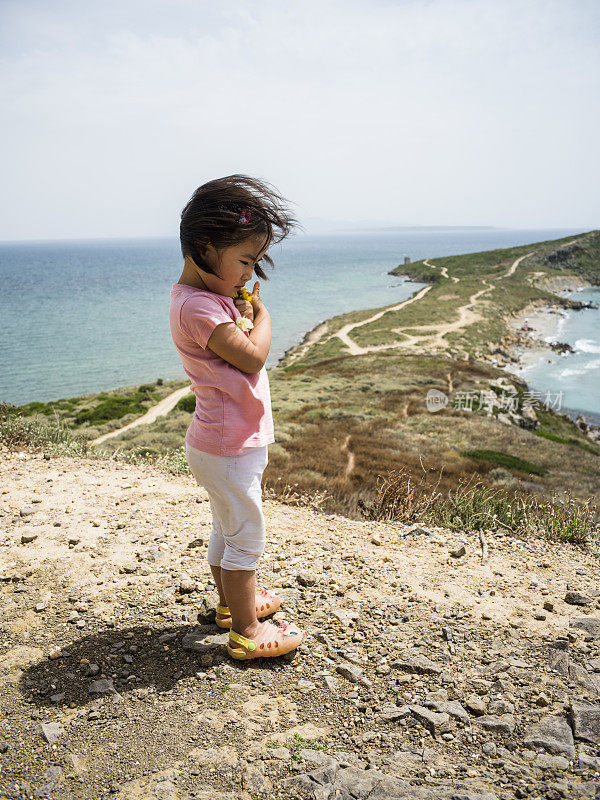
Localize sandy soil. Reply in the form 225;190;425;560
1;448;599;799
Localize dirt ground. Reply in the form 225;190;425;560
1;448;600;800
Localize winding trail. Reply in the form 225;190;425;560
332;252;534;357
90;385;191;446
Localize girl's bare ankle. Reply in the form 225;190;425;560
234;620;261;638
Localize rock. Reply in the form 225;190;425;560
523;715;575;759
570;617;600;640
450;544;466;558
88;678;116;695
379;704;411;721
543;601;554;612
534;753;570;770
409;704;452;736
549;646;569;676
37;722;64;744
488;699;515;715
178;575;195;594
370;534;382;545
297;573;316;587
465;694;487;716
473;715;515;735
565;591;591;606
19;508;36;517
578;744;600;771
569;701;600;745
21;532;37;544
391;649;442;675
182;628;228;653
336;663;364;683
426;699;470;724
568;663;600;696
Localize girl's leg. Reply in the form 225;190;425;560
220;568;260;638
213;446;268;636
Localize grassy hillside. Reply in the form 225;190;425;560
4;229;600;532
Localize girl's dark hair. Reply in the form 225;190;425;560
180;174;303;280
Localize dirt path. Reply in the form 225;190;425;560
333;252;534;357
90;386;191;446
1;449;599;799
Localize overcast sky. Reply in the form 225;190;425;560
1;0;599;241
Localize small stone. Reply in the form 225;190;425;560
473;714;515;735
370;534;382;545
409;705;451;736
565;591;591;606
67;536;80;546
569;617;600;640
34;603;47;613
391;649;442;675
534;753;570;770
450;544;466;558
336;663;364;683
379;704;411;721
270;747;291;761
488;699;515;715
465;694;487;716
91;519;101;527
569;701;600;745
482;741;497;757
523;715;575;759
19;508;36;517
88;678;116;695
536;693;551;707
21;532;37;544
37;722;64;744
543;601;554;612
297;573;316;587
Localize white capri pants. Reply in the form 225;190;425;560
185;441;269;571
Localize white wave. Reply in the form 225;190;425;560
560;359;600;378
575;338;600;354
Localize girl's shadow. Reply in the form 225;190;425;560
19;614;296;710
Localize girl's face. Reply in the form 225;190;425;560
197;237;270;297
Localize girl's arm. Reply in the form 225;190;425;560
206;281;270;374
206;305;271;374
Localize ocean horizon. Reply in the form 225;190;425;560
1;227;598;423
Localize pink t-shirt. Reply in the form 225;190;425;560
169;283;275;456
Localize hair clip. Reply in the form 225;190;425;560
238;206;251;224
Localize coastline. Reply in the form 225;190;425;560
501;275;597;378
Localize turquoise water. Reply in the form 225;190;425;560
510;286;600;426
0;228;592;408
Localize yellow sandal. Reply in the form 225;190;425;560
227;619;303;660
215;587;281;629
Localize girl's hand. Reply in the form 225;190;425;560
233;295;254;322
250;280;266;317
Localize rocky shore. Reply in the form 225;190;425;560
1;449;600;799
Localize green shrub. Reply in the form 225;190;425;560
75;396;147;424
176;394;196;413
460;448;548;476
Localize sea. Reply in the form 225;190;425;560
1;228;598;423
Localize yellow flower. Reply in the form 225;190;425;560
234;287;252;302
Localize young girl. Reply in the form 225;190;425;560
169;174;303;660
